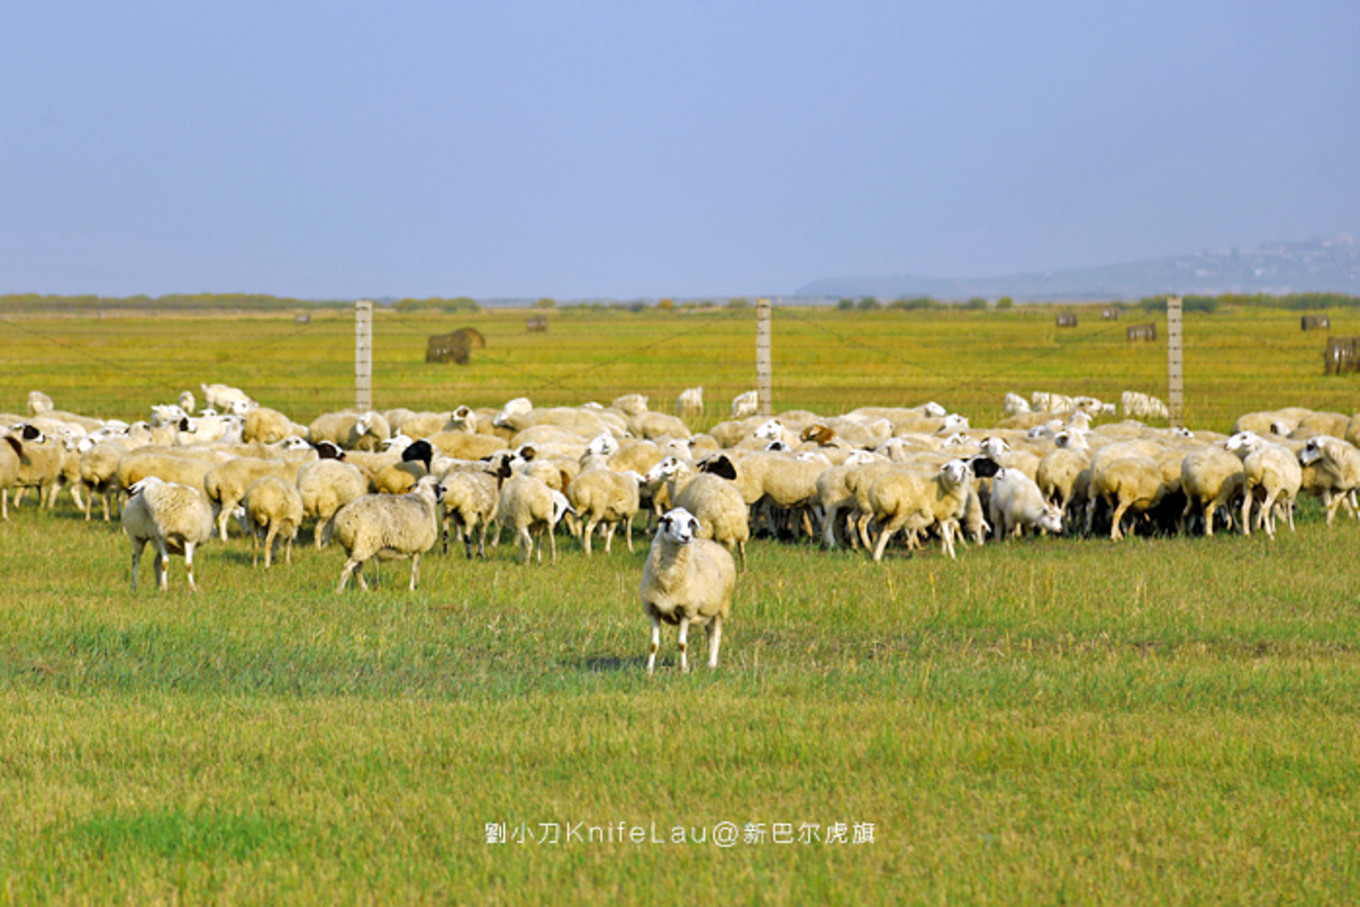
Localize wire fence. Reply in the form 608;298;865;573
1;305;1355;433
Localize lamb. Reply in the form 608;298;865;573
497;474;576;565
331;474;445;591
675;386;704;421
296;456;369;547
988;468;1064;540
241;475;305;568
203;452;316;541
640;507;737;676
120;476;216;591
566;466;642;555
1297;436;1360;525
1178;443;1244;536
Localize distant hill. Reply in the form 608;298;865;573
796;236;1360;301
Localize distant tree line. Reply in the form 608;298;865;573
1136;292;1360;314
0;293;353;313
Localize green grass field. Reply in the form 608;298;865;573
1;305;1358;903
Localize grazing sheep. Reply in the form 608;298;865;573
610;393;649;417
242;407;308;445
1087;454;1167;540
120;476;216;591
989;468;1064;540
331;475;445;591
200;382;255;414
1225;432;1302;538
296;456;369;547
1178;443;1244;536
497;474;576;565
641;507;737;676
1297;436;1360;524
203;453;316;541
868;458;983;561
627;411;692;441
79;437;129;521
241;476;305;568
676;386;704;421
439;456;512;558
567;466;642;555
1121;391;1171;421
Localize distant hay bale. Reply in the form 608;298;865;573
1055;313;1078;328
426;327;487;365
526;315;548;332
1324;336;1359;375
1126;323;1157;342
294;312;311;324
1302;315;1330;331
1102;307;1121;320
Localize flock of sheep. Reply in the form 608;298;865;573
4;383;1360;673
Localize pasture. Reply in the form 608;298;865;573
1;304;1359;903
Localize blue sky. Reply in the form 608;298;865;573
4;1;1357;299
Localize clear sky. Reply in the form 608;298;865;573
4;1;1357;300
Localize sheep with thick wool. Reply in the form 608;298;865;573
567;465;642;555
308;410;391;452
1086;453;1167;540
242;407;308;445
1225;431;1302;538
497;473;575;565
203;450;319;541
331;474;445;591
241;475;305;568
647;456;750;570
439;455;512;558
120;476;215;591
640;507;737;676
296;453;369;548
1297;436;1360;525
1178;443;1245;536
868;458;983;561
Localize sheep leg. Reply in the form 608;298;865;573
217;504;233;542
623;514;634;553
737;540;747;572
409;553;421;591
83;484;94;521
337;559;360;592
583;517;598;555
475;522;488;559
251;529;260;568
548;526;558;565
266;526;280;568
677;616;691;674
1258;491;1278;538
646;615;661;676
940;521;958;560
706;617;723;670
1239;488;1254;537
154;540;170;591
603;522;616;554
1109;500;1130;541
516;527;533;564
129;538;146;589
184;541;198;593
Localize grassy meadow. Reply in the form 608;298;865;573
1;303;1359;903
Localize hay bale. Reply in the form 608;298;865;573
1302;315;1331;332
1324;336;1360;375
1102;307;1120;320
1055;313;1078;328
1127;323;1157;342
526;315;548;332
426;327;486;364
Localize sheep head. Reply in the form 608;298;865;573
657;507;700;545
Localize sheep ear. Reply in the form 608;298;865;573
4;435;21;456
688;517;700;535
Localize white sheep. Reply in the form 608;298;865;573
1003;392;1032;416
1121;391;1170;421
1225;431;1302;538
610;393;649;417
331;474;445;591
242;407;308;445
439;456;512;558
241;475;305;568
296;456;369;548
26;391;54;416
497;474;576;565
650;457;751;569
1297;436;1360;525
1086;453;1167;540
203;454;313;541
640;507;737;676
200;382;255;414
730;390;759;419
989;467;1063;540
566;466;642;555
1178;443;1244;536
868;459;975;561
120;476;216;591
675;386;704;421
